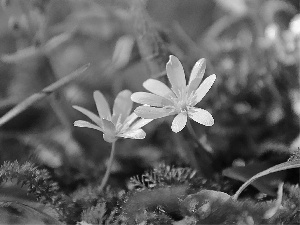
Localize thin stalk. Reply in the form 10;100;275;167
186;120;215;176
44;58;74;132
186;120;212;156
0;64;89;127
99;141;117;192
20;2;74;132
175;132;199;170
233;160;300;201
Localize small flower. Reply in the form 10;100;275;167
73;90;152;143
131;55;216;133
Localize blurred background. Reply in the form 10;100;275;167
0;0;299;200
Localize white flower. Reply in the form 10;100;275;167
73;90;152;143
131;55;216;133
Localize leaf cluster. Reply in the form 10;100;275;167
0;161;80;223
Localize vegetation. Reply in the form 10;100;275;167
0;0;299;224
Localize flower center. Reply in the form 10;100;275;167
172;88;191;113
177;100;188;112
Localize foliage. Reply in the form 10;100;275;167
0;0;299;224
75;164;299;224
0;161;81;224
0;160;299;224
129;164;197;190
80;201;116;225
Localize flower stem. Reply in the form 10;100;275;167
186;119;214;176
186;120;209;153
99;141;117;192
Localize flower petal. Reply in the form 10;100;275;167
102;119;116;135
102;119;116;143
189;58;206;85
119;129;146;139
74;120;103;132
171;113;187;133
122;113;138;130
131;92;172;107
113;90;133;123
103;133;117;143
187;77;202;96
73;106;103;127
130;118;153;130
166;55;186;94
193;74;216;105
93;91;111;120
134;106;174;119
143;79;175;99
188;58;206;95
188;108;214;126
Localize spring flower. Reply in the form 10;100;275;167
73;90;152;143
131;55;216;133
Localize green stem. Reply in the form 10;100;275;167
186;120;212;155
99;141;117;192
186;120;214;176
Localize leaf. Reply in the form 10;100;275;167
0;201;62;225
215;0;248;15
1;32;72;64
52;3;116;39
223;161;287;197
233;159;300;200
131;0;172;78
109;35;135;72
43;32;72;54
1;46;42;64
23;127;83;168
263;182;284;219
0;64;89;127
181;190;230;218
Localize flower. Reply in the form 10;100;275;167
131;55;216;133
73;90;152;143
